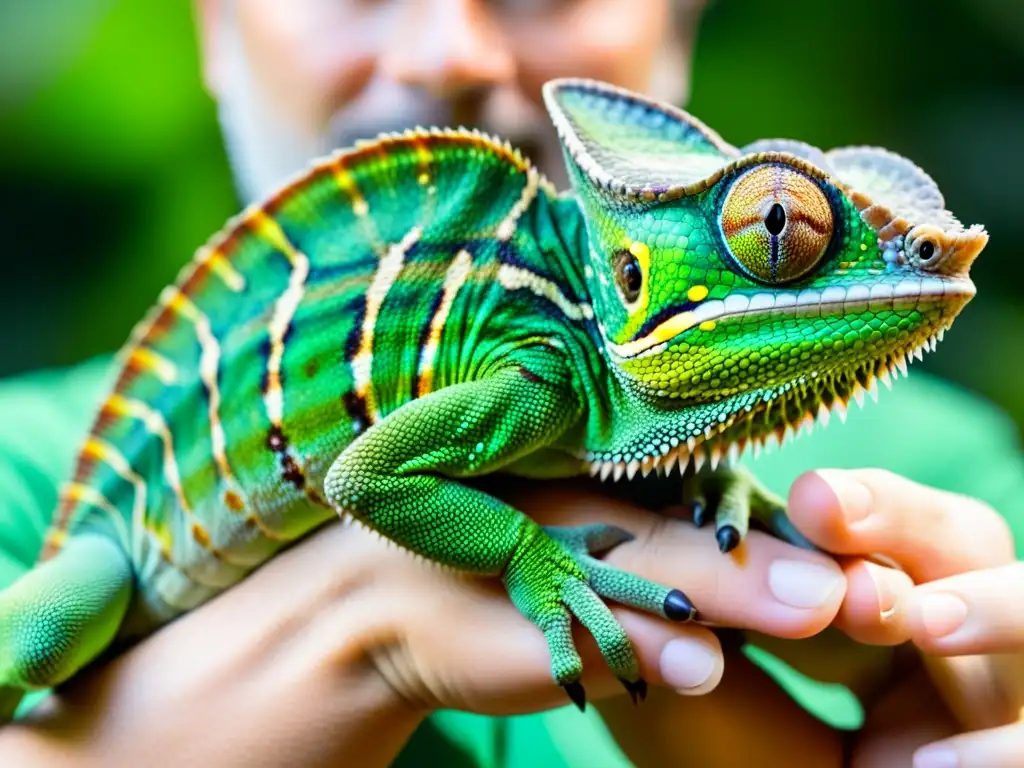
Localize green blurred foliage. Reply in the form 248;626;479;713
0;0;1021;436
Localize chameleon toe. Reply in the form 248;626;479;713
716;525;741;554
713;627;748;653
663;588;697;621
619;676;648;705
691;500;707;527
562;680;587;712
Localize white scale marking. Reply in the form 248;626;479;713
496;168;540;242
417;249;473;397
496;264;594;322
352;225;423;421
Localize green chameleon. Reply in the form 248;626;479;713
0;79;987;719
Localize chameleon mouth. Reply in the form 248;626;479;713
586;287;969;483
603;275;976;362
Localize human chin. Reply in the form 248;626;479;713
219;78;562;204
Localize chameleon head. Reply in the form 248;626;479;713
543;78;989;472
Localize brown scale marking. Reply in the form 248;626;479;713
267;425;288;453
281;454;307;491
341;390;370;428
93;405;118;435
224;489;245;512
119;358;144;390
190;521;232;562
304;360;320;378
192;522;211;548
518;366;543;383
266;425;309;493
180;261;211;297
145;304;179;342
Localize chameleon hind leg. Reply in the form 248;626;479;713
324;354;696;711
684;464;818;554
0;534;133;721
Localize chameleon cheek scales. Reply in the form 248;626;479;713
0;79;986;717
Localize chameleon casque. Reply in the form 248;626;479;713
0;79;988;719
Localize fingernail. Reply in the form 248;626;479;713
769;560;845;609
863;561;897;619
913;745;959;768
659;637;718;692
816;470;872;524
920;593;968;638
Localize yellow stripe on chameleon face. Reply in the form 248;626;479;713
628;241;650;260
687;285;709;302
606;311;698;358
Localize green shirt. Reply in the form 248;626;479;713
1;358;1022;767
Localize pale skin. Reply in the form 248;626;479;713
1;0;1020;764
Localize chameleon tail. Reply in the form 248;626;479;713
0;534;133;723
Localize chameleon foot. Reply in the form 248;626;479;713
504;523;697;711
0;535;133;723
685;464;818;554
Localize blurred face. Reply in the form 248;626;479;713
196;0;707;202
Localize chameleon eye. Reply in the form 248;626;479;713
906;226;947;269
613;250;643;304
719;165;834;284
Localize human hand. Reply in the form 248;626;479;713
0;475;850;766
780;469;1022;767
595;468;1022;768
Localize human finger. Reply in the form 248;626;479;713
352;559;726;715
907;563;1024;656
508;478;848;640
831;558;916;645
913;720;1024;768
787;468;1015;583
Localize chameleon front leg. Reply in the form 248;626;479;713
0;534;133;722
324;356;696;710
683;463;818;553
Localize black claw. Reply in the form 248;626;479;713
561;680;587;712
619;676;648;706
691;500;706;527
713;627;749;653
664;588;697;621
716;525;741;553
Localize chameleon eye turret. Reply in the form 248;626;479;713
719;164;835;284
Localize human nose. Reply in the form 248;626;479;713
380;0;515;98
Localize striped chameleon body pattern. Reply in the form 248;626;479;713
0;79;988;718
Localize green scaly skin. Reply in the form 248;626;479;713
0;79;988;719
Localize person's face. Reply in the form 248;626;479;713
195;0;707;203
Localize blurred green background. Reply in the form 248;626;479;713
1;0;1022;437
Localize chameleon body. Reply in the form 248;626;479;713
0;79;987;718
